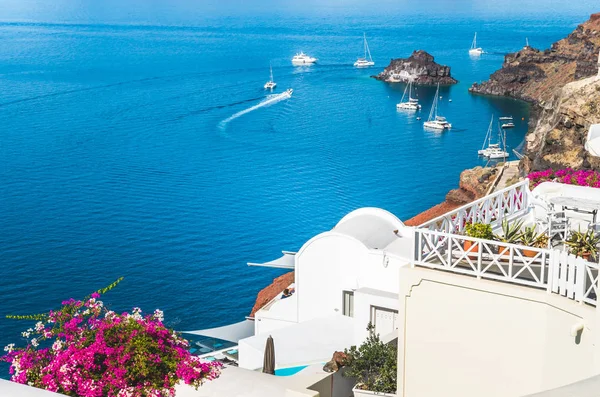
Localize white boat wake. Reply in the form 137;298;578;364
218;90;292;130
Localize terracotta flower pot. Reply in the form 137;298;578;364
498;247;510;257
464;240;478;253
522;248;538;258
580;252;592;261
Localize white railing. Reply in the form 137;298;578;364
419;179;531;234
414;228;600;306
550;251;599;305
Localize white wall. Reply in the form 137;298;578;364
296;233;368;323
296;232;410;324
255;294;298;335
353;288;399;344
0;380;68;397
397;266;600;397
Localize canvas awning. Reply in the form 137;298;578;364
247;251;295;269
585;124;600;157
183;320;254;344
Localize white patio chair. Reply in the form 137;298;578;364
538;210;569;249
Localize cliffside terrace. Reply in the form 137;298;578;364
414;180;600;306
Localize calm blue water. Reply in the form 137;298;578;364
0;0;597;371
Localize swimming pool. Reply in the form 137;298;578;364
274;365;309;376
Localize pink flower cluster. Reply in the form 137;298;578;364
2;293;221;397
528;168;600;188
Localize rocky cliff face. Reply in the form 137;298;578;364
404;165;502;226
470;13;600;105
374;50;458;85
521;76;600;173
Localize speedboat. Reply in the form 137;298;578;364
397;80;421;111
292;52;317;65
354;33;375;68
423;83;451;130
284;88;293;97
469;32;483;56
264;64;276;90
499;116;515;129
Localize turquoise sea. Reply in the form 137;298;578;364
0;0;597;370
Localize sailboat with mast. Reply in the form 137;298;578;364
264;63;277;90
478;115;509;159
423;83;451;130
396;80;421;111
354;33;375;68
469;32;483;56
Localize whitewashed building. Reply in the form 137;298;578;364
240;207;414;371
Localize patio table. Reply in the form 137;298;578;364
549;196;600;224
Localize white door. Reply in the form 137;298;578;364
372;307;398;337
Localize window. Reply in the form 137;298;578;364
370;306;398;337
342;291;354;317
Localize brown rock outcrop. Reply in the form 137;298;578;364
374;50;458;85
249;272;294;317
470;13;600;105
323;351;349;373
521;76;600;173
404;165;502;226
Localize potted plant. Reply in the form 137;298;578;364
565;229;600;261
519;226;545;257
344;324;397;397
464;222;493;253
494;219;525;256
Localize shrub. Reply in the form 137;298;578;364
464;222;493;239
344;324;396;394
565;229;600;260
1;291;221;397
527;168;600;188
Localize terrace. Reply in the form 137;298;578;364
413;179;600;306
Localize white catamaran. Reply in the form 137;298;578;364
469;32;483;56
354;33;375;68
479;116;509;159
396;80;421;111
423;83;451;130
264;64;277;90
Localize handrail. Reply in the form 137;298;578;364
413;228;599;306
419;179;531;233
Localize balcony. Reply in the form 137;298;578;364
413;180;600;306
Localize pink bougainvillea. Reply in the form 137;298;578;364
527;168;600;188
2;293;221;397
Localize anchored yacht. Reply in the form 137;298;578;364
292;52;317;65
396;80;421;111
479;116;509;159
469;32;483;56
500;116;515;128
354;33;375;68
423;83;451;130
264;64;276;90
